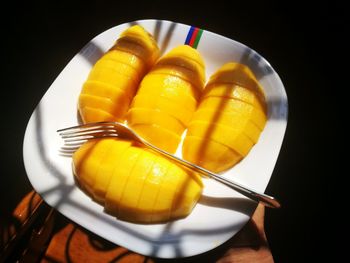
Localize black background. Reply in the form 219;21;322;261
1;1;344;262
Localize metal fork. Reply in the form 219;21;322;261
57;122;281;208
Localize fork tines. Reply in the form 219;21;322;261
57;122;119;144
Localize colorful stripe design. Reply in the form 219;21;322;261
184;26;203;49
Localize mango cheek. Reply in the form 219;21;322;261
73;139;203;223
182;62;267;173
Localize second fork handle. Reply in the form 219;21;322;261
146;143;281;209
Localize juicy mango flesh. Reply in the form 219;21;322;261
182;62;267;172
127;45;205;153
73;138;203;223
73;27;268;224
78;25;160;123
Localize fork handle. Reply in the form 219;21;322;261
143;142;281;209
200;170;281;208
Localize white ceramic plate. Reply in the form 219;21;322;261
23;19;288;258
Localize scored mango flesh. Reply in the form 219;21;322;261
72;26;269;224
182;62;267;173
73;138;203;223
127;45;206;153
78;25;160;123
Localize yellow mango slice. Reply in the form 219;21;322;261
78;25;160;123
126;45;205;153
73;139;114;194
120;24;158;49
85;70;138;102
102;49;146;75
203;83;266;113
73;139;203;223
162;44;205;69
183;62;267;172
183;136;242;173
147;163;202;223
105;146;142;214
79;94;128;122
81;80;131;102
151;65;203;93
135;155;170;223
112;40;155;69
136;73;199;107
127;108;185;134
87;67;138;95
139;73;200;100
130;96;194;126
187;121;254;156
79;107;116;123
171;169;203;220
93;139;131;203
118;150;158;221
149;45;204;91
147;162;178;223
199;97;267;130
130;124;181;153
93;59;142;83
157;45;206;88
206;62;266;112
191;109;262;142
208;62;260;89
116;25;159;68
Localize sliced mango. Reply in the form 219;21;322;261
203;83;266;113
182;135;242;173
105;146;142;215
207;62;260;89
149;163;203;222
126;45;205;153
147;162;178;223
157;45;206;88
150;65;203;93
93;59;141;83
139;73;201;100
78;25;160;123
118;150;158;221
93;139;131;203
135;155;169;223
137;74;199;107
119;24;158;49
187;121;254;156
81;80;131;102
171;169;203;219
162;44;205;69
191;109;262;142
79;94;128;121
130;96;194;126
87;67;138;94
117;25;159;68
79;107;117;123
102;49;146;74
130;124;181;153
199;97;267;130
127;108;185;134
73;139;114;194
73;139;203;223
183;62;267;172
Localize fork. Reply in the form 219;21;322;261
57;122;281;208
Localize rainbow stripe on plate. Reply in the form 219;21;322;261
184;26;204;49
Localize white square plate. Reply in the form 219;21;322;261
23;19;288;258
